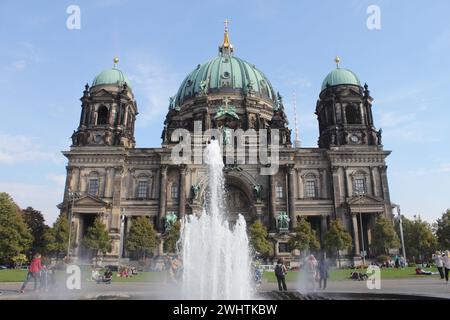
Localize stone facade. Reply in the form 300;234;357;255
59;36;393;266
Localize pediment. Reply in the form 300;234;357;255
74;195;109;207
348;194;383;205
90;89;116;99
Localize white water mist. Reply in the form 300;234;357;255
180;140;252;300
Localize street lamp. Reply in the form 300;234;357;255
394;205;407;264
355;191;366;266
67;188;80;260
119;208;126;269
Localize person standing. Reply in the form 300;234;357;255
20;254;42;294
432;251;444;280
274;259;287;291
318;256;330;290
443;250;450;285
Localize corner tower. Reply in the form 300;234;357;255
316;57;381;149
72;58;137;149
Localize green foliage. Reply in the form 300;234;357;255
435;209;450;249
323;219;353;268
376;255;390;264
0;193;32;264
11;253;28;268
164;220;181;253
288;217;320;253
249;220;272;256
21;207;49;259
82;217;111;259
126;216;157;260
44;215;70;258
372;215;400;255
396;215;437;262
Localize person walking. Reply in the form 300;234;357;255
274;259;288;291
443;250;450;286
305;255;318;292
432;251;444;280
318;255;330;290
20;254;42;294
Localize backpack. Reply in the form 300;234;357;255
275;264;284;277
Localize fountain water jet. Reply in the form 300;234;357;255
180;140;252;300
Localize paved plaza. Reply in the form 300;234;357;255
1;277;448;300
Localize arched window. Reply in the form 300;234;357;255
345;104;362;124
88;172;99;196
97;106;109;125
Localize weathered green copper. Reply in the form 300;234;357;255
321;68;361;91
92;68;131;88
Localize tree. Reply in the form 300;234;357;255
0;193;32;264
164;220;181;254
44;215;71;259
395;216;437;262
288;217;320;255
126;216;157;260
249;220;272;257
21;207;49;259
435;209;450;249
323;219;352;268
82;217;111;265
372;215;400;255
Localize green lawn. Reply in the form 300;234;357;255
263;267;440;282
0;269;167;283
1;267;439;283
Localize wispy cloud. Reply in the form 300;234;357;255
0;182;62;224
0;133;64;165
407;163;450;176
46;173;67;187
6;42;40;73
127;54;181;127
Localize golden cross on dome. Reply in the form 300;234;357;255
224;18;230;32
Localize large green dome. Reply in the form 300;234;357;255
321;68;361;91
92;68;131;88
174;55;276;106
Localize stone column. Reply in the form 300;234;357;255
179;165;187;219
321;169;328;199
352;213;360;256
287;166;296;229
269;174;276;231
379;165;392;217
105;167;115;198
158;165;168;231
321;215;328;244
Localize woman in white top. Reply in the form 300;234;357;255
432;251;444;279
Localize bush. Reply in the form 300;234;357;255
376;255;390;264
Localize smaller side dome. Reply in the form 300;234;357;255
321;68;361;91
92;68;131;88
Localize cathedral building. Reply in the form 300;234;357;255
60;26;393;265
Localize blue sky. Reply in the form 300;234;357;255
1;0;449;225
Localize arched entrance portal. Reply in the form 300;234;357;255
197;173;256;224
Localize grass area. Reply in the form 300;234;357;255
263;267;440;282
2;267;440;283
0;269;167;283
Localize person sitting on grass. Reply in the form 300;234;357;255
91;268;102;284
103;269;113;284
415;267;438;276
